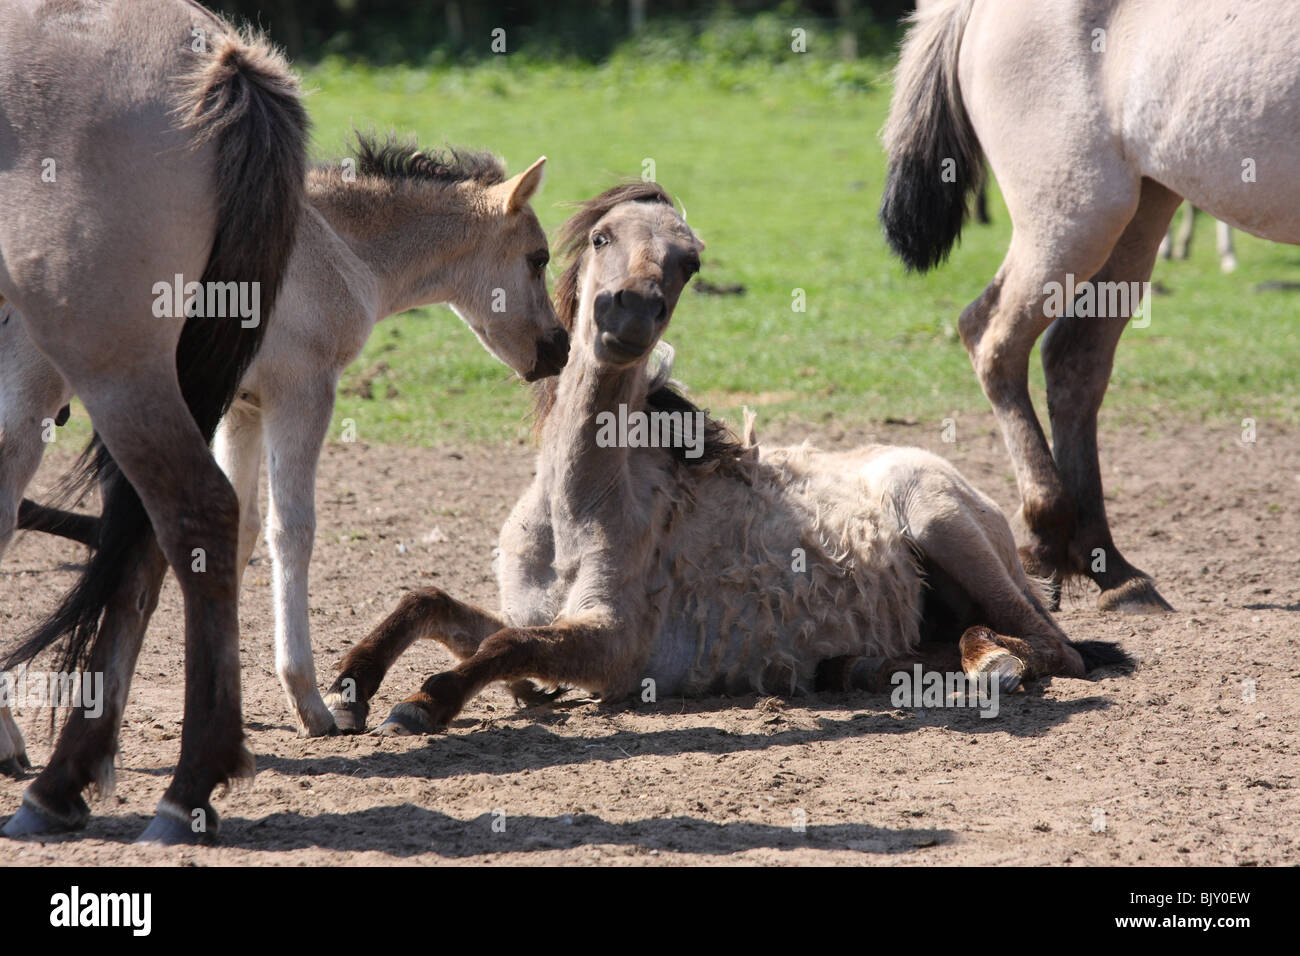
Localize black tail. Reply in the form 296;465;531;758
2;26;308;677
879;0;983;273
1071;639;1136;675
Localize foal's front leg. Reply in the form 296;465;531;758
325;587;507;732
376;618;623;736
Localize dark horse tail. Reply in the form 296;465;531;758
2;26;308;678
879;0;982;273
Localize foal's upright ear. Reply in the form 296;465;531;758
500;156;547;214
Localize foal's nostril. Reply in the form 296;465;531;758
615;288;666;322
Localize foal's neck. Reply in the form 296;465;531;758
307;176;475;319
540;352;650;513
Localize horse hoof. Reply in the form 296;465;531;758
1097;577;1173;614
3;796;87;838
975;649;1025;694
135;804;217;846
298;719;339;739
374;702;435;737
0;753;30;779
296;696;341;738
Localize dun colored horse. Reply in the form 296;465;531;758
881;0;1300;611
0;136;565;781
0;0;307;843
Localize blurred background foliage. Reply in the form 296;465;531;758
210;1;913;65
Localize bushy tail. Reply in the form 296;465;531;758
2;25;308;677
879;0;983;272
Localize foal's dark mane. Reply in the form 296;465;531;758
535;182;745;469
332;132;507;187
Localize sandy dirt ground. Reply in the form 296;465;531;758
1;414;1296;866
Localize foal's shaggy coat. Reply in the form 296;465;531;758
327;185;1118;736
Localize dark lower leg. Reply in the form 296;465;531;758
17;542;165;830
326;588;506;730
1042;179;1180;612
380;622;617;735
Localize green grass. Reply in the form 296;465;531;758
296;56;1300;447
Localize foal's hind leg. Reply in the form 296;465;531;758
1041;179;1182;612
258;380;339;736
326;587;507;732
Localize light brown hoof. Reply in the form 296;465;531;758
1097;577;1173;614
973;648;1025;694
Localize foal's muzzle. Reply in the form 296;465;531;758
594;286;667;364
525;327;570;381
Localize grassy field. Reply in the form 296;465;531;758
293;54;1300;447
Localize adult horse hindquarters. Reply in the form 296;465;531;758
881;0;1300;612
0;0;307;843
0;138;564;745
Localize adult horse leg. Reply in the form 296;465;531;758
4;539;166;834
959;248;1095;601
1173;204;1197;259
1041;178;1182;612
326;587;507;732
1217;220;1238;273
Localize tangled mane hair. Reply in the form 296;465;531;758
534;182;745;469
340;132;507;187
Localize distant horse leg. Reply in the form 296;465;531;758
375;620;622;736
326;587;507;732
975;183;990;225
4;541;166;835
1173;203;1197;259
1217;220;1237;273
1042;178;1181;612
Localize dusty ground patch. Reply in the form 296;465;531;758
1;415;1295;865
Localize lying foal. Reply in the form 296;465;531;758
327;183;1125;735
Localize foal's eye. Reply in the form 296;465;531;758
527;250;549;274
683;256;701;277
591;232;609;249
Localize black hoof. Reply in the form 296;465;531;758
3;794;88;839
135;803;218;846
0;753;30;779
